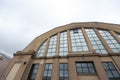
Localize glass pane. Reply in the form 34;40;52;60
88;63;93;67
76;62;95;74
36;40;47;57
47;71;52;77
47;35;57;56
112;71;120;77
85;29;108;54
70;29;89;52
32;69;38;74
59;31;68;56
49;64;52;69
30;75;36;80
76;68;82;72
28;64;39;80
64;71;68;77
60;71;64;77
102;62;120;79
81;63;87;67
83;68;88;73
89;68;95;73
60;64;64;69
43;64;53;80
64;64;68;69
33;64;39;69
59;63;69;80
44;71;48;76
45;64;49;69
76;63;82;67
99;30;120;53
106;71;113;77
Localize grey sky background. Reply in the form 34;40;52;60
0;0;120;57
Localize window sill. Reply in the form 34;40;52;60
77;73;97;76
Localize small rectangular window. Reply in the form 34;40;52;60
59;63;69;80
102;62;120;80
28;64;39;80
42;64;53;80
76;62;96;74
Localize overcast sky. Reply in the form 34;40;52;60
0;0;120;57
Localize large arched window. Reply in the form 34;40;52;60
85;29;107;54
70;29;89;52
36;40;47;57
36;27;120;57
99;30;120;53
47;35;57;56
59;31;68;56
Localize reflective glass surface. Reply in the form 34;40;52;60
102;62;120;80
59;63;69;80
36;40;47;57
59;31;68;56
28;64;39;80
70;29;89;52
99;30;120;53
76;62;96;74
85;29;107;54
47;35;57;56
42;64;53;80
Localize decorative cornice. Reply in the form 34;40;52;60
14;50;36;56
34;53;120;60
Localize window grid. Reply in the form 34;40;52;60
59;63;69;80
47;35;57;56
59;31;68;56
28;64;39;80
102;62;120;80
85;29;107;54
70;29;89;52
76;62;96;74
99;30;120;53
36;40;47;57
42;64;53;80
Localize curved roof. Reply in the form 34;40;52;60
23;22;120;53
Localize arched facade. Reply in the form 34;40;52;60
1;22;120;80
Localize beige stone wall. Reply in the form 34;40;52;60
0;56;10;77
1;22;120;80
6;63;21;80
26;55;119;80
78;75;99;80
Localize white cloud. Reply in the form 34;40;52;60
0;0;120;57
